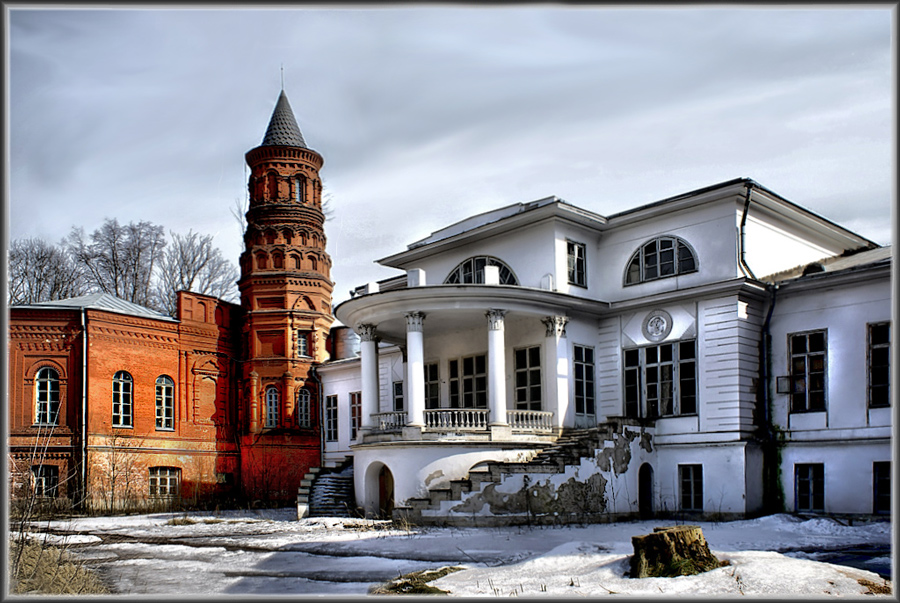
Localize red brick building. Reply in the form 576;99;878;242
8;91;333;510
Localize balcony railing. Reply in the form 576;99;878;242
368;408;555;434
425;409;490;430
372;411;406;431
508;410;554;431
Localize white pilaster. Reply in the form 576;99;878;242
486;309;508;426
406;311;426;427
357;323;379;431
542;315;569;428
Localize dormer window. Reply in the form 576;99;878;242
625;236;697;285
444;256;518;285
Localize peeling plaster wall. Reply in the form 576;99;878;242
426;424;655;522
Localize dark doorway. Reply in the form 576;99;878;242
377;465;394;518
638;463;653;519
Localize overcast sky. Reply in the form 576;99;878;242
7;6;895;304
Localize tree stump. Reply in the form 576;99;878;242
629;525;721;578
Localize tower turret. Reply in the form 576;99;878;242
238;91;333;502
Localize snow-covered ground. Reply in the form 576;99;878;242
22;509;893;597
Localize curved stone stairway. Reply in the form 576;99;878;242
395;419;650;526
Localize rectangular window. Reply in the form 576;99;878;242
868;322;890;408
350;391;362;440
325;395;338;442
567;241;587;287
514;346;542;410
574;345;596;416
149;467;181;498
623;341;697;418
393;381;404;412
789;330;826;412
449;355;487;409
425;363;440;409
296;331;309;357
873;461;891;515
32;465;59;498
795;463;825;512
679;464;703;512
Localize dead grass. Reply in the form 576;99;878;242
370;566;464;595
857;577;892;595
8;538;109;595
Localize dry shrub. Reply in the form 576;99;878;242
8;538;109;595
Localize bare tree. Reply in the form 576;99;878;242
65;218;166;309
154;230;239;316
8;238;87;305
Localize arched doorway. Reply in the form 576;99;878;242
377;465;394;518
638;463;654;519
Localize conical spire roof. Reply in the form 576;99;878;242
260;91;307;148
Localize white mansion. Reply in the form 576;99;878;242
311;177;892;525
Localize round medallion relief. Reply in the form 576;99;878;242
642;309;673;342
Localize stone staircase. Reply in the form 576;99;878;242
395;418;649;526
297;459;358;519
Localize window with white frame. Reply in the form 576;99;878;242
32;465;59;498
155;375;174;430
296;331;310;357
392;381;404;412
789;330;826;413
625;236;697;285
795;463;824;512
514;346;542;410
325;395;338;442
449;355;487;408
112;371;133;428
444;256;518;285
623;341;696;418
294;175;305;203
34;367;60;425
149;467;181;498
350;391;362;439
574;345;595;416
296;389;311;428
567;241;587;287
679;464;703;512
873;461;891;515
265;386;280;428
425;363;440;409
868;322;890;408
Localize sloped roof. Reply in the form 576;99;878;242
763;246;892;283
260;91;308;148
12;293;177;322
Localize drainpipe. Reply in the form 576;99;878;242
80;308;88;510
308;365;324;467
760;283;779;513
739;183;757;280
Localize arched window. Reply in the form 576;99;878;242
155;376;174;430
309;255;318;271
112;371;133;428
282;229;293;244
444;256;518;285
296;389;311;428
34;367;60;425
256;253;268;270
291;254;302;270
272;251;284;269
625;236;697;285
265;386;280;428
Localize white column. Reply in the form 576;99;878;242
357;323;379;431
542;315;569;429
486;309;508;426
405;311;426;427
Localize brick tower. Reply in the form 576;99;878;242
238;91;333;502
